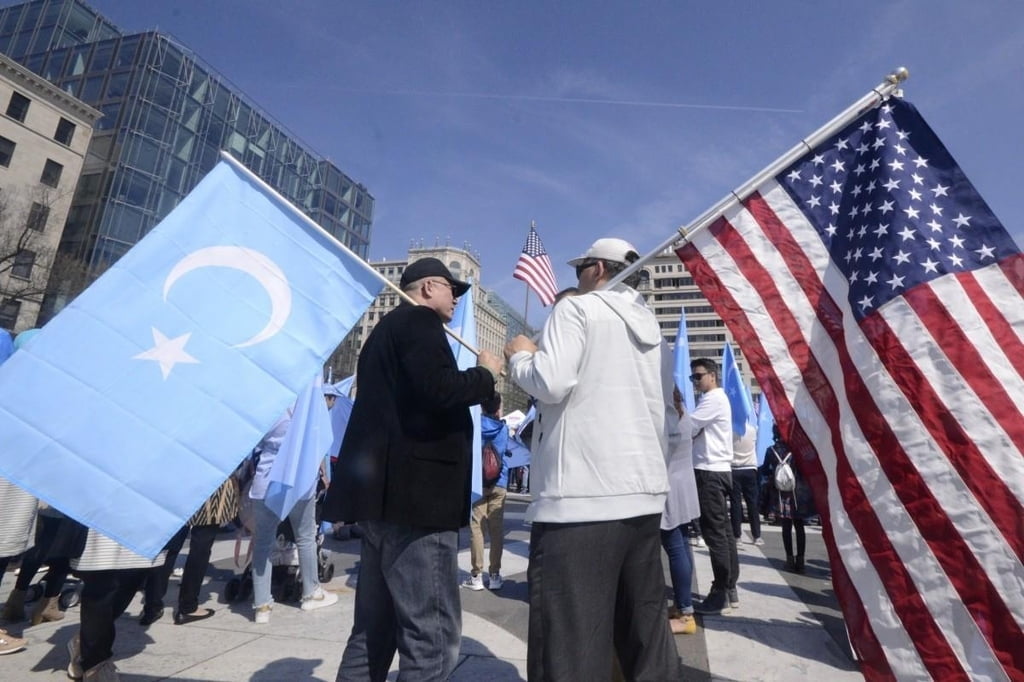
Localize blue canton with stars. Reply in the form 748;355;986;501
777;98;1019;321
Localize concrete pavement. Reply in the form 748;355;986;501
0;494;863;680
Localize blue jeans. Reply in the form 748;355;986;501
251;495;319;608
660;525;694;611
337;521;460;682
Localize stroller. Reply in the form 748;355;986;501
224;477;334;604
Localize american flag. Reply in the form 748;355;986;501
513;225;558;306
676;98;1024;680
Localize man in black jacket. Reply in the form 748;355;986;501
325;257;502;682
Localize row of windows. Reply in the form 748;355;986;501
4;89;77;145
653;276;695;288
653;264;684;273
0;135;64;187
653;291;706;301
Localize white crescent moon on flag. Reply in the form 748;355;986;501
163;246;292;348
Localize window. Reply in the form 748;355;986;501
40;159;63;187
5;91;30;122
11;250;35;279
0;299;20;330
0;136;14;167
54;117;75;145
27;202;49;231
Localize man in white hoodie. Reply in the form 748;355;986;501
505;237;680;681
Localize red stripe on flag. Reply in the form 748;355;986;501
675;233;899;681
747;192;1023;675
896;282;1024;560
957;262;1024;383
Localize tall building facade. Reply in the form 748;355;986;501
0;50;98;331
0;0;374;318
644;249;758;397
329;244;535;411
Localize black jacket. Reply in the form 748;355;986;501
323;303;495;530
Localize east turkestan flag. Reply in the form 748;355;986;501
0;160;384;557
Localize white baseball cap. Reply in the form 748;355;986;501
566;238;639;267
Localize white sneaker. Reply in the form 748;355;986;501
66;634;82;678
300;588;338;611
253;604;271;624
487;573;503;590
461;574;484;591
752;537;765;546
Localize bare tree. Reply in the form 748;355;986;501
0;188;86;330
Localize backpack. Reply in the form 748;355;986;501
773;448;796;493
482;440;502;489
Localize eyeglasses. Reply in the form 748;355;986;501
429;279;456;295
689;373;708;382
575;261;599;278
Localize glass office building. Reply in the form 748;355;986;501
0;0;373;313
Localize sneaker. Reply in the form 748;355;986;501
300;588;338;612
693;535;705;548
693;589;729;615
461;574;484;591
0;628;26;656
752;537;765;546
253;604;272;624
669;613;697;635
727;588;739;608
487;573;503;590
66;634;82;678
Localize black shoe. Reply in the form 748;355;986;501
694;590;729;615
139;608;164;627
173;607;215;625
727;588;739;608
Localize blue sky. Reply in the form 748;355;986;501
90;1;1024;326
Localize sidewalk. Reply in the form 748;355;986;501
0;506;863;680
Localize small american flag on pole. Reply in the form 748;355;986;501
513;224;558;306
677;97;1024;680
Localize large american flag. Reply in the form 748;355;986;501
513;225;558;306
677;98;1024;680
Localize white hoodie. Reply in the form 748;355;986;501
508;284;672;523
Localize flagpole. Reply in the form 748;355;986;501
218;151;482;356
603;67;910;290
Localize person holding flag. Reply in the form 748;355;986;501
326;257;501;681
505;237;680;680
248;378;340;625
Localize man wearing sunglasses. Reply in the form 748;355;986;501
326;257;503;681
689;358;739;616
504;238;681;680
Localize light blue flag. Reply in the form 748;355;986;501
448;280;483;503
0;160;384;557
264;374;333;520
0;329;12;365
754;390;775;467
325;375;355;473
721;343;754;435
672;310;696;413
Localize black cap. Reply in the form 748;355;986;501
399;257;471;297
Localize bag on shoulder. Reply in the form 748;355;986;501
482;440;502;489
773;449;796;493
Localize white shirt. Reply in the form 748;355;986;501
691;387;733;471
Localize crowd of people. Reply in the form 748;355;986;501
0;247;819;681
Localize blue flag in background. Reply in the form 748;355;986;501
0;161;384;557
326;375;355;473
448;280;483;504
721;343;754;435
754;391;774;467
264;374;333;520
673;310;696;413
